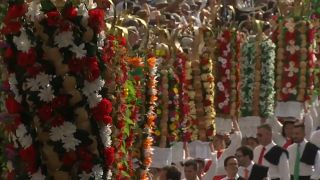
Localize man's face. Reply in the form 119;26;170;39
257;128;272;146
235;150;246;167
283;123;294;138
225;158;239;177
184;165;197;180
292;127;305;143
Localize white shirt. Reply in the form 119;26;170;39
311;130;320;148
287;139;320;179
215;131;243;176
221;174;240;180
203;152;218;180
253;141;290;180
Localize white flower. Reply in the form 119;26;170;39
100;125;112;147
288;88;297;95
97;31;106;49
8;74;18;86
62;135;81;151
6;161;14;172
38;85;55;102
218;103;224;109
92;165;104;180
16;124;28;138
286;82;292;87
20;134;32;148
49;126;65;141
54;31;74;48
286;44;300;54
284;61;298;77
78;3;89;17
218;57;227;64
13;30;32;53
62;122;77;136
217;82;225;91
25;77;40;91
30;168;45;180
107;170;112;180
83;77;105;97
26;1;44;21
79;171;93;180
87;93;103;108
36;72;52;88
71;43;87;58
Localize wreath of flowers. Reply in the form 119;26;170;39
275;17;316;102
140;56;158;179
1;0;114;179
240;34;276;118
214;29;240;118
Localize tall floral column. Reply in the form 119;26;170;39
214;29;241;135
274;18;316;120
1;1;113;179
240;32;276;137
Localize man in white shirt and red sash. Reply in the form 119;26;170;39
253;124;290;180
287;122;320;180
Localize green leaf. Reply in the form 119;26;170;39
41;0;56;13
121;170;130;177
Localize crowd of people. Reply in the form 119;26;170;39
149;118;320;180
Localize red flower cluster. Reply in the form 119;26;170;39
17;48;37;68
104;147;115;167
6;96;22;114
1;4;26;35
46;10;61;26
88;8;105;33
92;98;113;124
18;145;37;173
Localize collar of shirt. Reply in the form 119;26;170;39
295;139;307;151
264;141;276;152
225;174;239;179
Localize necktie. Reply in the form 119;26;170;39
283;139;293;149
293;144;300;180
258;147;266;165
244;168;249;179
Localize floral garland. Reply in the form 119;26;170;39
240;34;276;118
167;68;182;144
275;18;316;102
215;29;240;118
1;0;113;179
140;56;158;179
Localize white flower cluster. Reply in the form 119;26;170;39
79;164;104;180
25;72;55;102
49;122;80;151
26;0;44;21
13;30;34;53
13;124;33;149
100;124;112;148
8;73;22;103
82;77;105;108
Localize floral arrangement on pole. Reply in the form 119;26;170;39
240;24;276;118
1;0;114;179
214;28;241;119
275;17;316;103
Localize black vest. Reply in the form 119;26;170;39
264;145;289;165
248;164;269;180
300;142;319;165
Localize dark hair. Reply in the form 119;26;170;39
224;155;237;167
184;159;198;171
236;146;253;160
163;165;181;180
294;122;305;131
257;124;272;132
247;137;259;144
281;121;295;137
195;158;205;168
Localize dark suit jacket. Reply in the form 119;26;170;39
248;164;269;180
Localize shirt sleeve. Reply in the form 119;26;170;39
203;152;218;180
222;131;242;158
311;150;320;179
278;152;290;180
304;113;314;141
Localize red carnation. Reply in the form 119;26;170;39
85;57;100;81
52;95;69;108
80;161;94;172
51;115;65;127
17;48;36;68
38;103;53;121
102;115;112;124
69;58;84;74
46;10;61;26
92;98;112;121
26;66;43;77
118;36;127;46
1;21;22;35
4;47;14;59
4;4;27;21
104;147;115;166
19;145;37;173
62;151;77;166
88;8;105;33
63;7;78;20
6;96;22;114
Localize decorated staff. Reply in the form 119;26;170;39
239;20;276;137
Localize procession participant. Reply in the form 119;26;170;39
311;129;320;148
183;159;200;180
212;119;242;180
221;156;245;180
236;146;269;180
254;124;290;180
287;123;320;180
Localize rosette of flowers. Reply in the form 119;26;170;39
240;32;276;120
275;18;316;103
1;0;115;179
214;29;241;134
